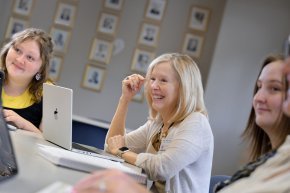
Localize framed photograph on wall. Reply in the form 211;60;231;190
97;12;119;38
182;33;204;58
89;38;113;65
50;27;71;54
48;55;63;82
5;17;29;39
133;86;144;103
103;0;125;11
138;22;160;48
131;48;155;74
12;0;35;17
82;64;106;92
188;6;211;32
54;2;77;28
144;0;167;22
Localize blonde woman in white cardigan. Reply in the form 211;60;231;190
105;53;213;193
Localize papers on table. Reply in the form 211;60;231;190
37;144;147;184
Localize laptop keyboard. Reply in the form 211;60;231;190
71;143;124;163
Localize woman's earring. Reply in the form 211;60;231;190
35;73;41;81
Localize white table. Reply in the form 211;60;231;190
0;130;93;193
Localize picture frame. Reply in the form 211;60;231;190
138;22;160;48
97;12;119;38
89;38;113;65
182;33;204;58
81;64;106;92
103;0;125;11
5;17;29;39
133;86;144;103
131;48;155;74
12;0;35;17
48;55;63;82
188;5;211;32
144;0;167;22
50;26;71;54
54;1;77;28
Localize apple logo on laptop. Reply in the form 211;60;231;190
54;108;58;120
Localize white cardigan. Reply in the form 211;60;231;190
125;112;214;193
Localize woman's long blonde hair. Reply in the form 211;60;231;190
144;53;207;124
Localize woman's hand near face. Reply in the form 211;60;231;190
121;74;145;101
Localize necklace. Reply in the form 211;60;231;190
159;122;174;140
152;122;175;151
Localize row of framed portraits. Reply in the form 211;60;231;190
10;0;78;28
95;14;162;48
180;5;211;59
93;0;169;39
56;1;122;99
49;46;155;82
85;21;161;67
3;0;33;47
134;0;168;50
82;65;144;103
3;0;78;54
69;0;123;95
48;58;145;102
9;0;124;31
47;46;152;102
5;5;208;54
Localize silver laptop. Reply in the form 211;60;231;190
42;83;124;163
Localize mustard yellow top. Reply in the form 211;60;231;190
2;88;34;109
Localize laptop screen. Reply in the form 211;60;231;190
0;70;18;180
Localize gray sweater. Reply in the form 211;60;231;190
126;112;214;193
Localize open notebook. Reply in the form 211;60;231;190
42;83;123;163
0;70;18;181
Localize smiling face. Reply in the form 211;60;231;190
5;39;42;84
148;62;180;118
253;60;285;132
